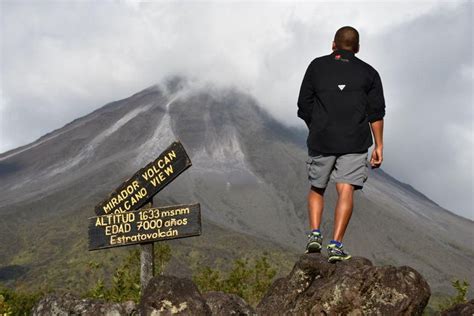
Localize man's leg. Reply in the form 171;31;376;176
305;152;335;253
326;182;354;262
333;183;355;241
326;151;367;262
308;185;326;230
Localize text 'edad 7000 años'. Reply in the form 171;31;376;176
88;203;201;250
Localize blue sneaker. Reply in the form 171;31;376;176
327;242;352;263
305;231;323;253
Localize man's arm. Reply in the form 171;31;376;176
367;70;386;168
370;120;384;148
297;62;316;128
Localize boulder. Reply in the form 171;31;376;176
32;293;137;315
203;291;256;315
139;275;211;315
441;299;474;316
257;253;430;316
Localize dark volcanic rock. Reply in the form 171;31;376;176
32;293;137;315
256;253;431;316
441;299;474;316
203;291;256;315
139;275;211;315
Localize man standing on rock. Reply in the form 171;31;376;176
297;26;385;262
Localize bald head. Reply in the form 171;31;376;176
333;26;359;53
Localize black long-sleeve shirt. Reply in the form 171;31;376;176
297;48;386;154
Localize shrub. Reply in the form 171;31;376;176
193;254;276;306
437;278;470;312
84;242;172;302
0;285;42;316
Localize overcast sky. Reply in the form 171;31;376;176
0;0;472;220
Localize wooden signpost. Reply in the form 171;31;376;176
88;141;201;294
94;141;192;216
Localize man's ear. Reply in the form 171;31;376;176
332;41;337;51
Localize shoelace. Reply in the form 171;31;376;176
308;234;323;241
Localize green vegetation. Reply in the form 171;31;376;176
193;254;277;307
436;278;470;312
423;278;471;315
84;254;140;302
0;285;43;316
0;213;294;312
0;206;296;296
84;244;278;307
0;242;175;314
84;243;172;303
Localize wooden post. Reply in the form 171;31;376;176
140;198;155;295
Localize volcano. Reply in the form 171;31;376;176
0;76;472;298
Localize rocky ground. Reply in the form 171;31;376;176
31;253;446;316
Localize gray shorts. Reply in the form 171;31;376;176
305;150;369;190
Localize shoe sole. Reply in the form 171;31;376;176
305;242;322;253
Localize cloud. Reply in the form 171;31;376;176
366;1;473;220
0;0;472;219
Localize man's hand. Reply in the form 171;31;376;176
370;146;383;168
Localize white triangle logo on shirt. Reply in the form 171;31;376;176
338;84;346;91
